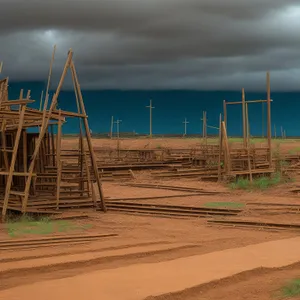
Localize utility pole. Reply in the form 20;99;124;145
183;118;189;136
0;61;3;74
274;124;277;139
114;119;122;160
146;100;155;138
114;119;122;138
110;116;114;138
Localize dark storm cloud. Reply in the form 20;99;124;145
0;0;300;90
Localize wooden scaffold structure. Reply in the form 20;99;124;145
0;49;106;221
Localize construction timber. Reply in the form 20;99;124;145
0;50;106;221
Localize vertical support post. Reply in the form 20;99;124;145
266;71;272;167
246;102;250;145
50;125;55;166
2;105;26;221
22;130;27;173
1;121;9;171
242;88;247;147
246;103;253;182
218;113;222;182
221;121;231;174
56;110;62;209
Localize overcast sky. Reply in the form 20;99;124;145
1;0;300;90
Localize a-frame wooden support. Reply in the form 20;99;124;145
0;49;106;219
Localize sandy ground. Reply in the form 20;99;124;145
1;137;300;299
3;237;300;300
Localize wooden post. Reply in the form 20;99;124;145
246;103;253;182
221;121;231;174
1;121;9;171
2;105;26;221
218;113;222;182
266;72;272;167
56;110;62;209
22;130;27;173
0;61;3;74
246;102;250;145
50;125;55;166
146;100;154;138
70;61;106;212
242;88;247;147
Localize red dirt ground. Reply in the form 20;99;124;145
1;137;300;299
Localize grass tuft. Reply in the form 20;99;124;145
229;172;287;191
5;214;92;238
280;279;300;298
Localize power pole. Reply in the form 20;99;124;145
114;119;122;160
110;116;114;138
183;118;189;136
114;119;122;138
146;100;155;138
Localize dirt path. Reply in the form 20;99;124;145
2;237;300;300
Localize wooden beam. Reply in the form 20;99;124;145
266;71;272;167
70;61;107;212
